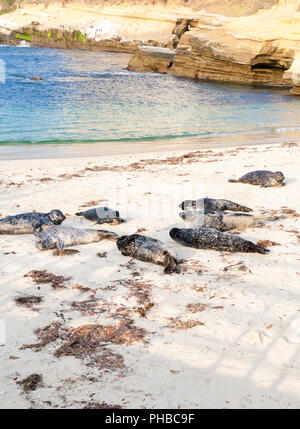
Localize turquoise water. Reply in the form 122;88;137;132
1;45;300;145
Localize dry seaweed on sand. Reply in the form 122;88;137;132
187;303;224;313
257;240;281;248
168;318;205;330
70;298;108;316
20;321;67;351
118;279;155;317
280;207;300;217
186;303;208;313
17;374;43;392
122;279;153;305
79;200;103;208
24;270;71;289
136;302;155;318
53;249;80;256
223;261;251;272
55;320;147;360
20;321;127;373
97;252;107;258
71;284;94;293
14;296;43;308
82;401;122;409
179;259;204;274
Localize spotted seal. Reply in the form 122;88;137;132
76;207;124;225
179;198;252;213
170;227;269;254
117;234;180;274
35;225;118;252
228;170;285;187
179;210;264;231
0;210;65;235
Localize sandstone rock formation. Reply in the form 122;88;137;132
1;0;300;94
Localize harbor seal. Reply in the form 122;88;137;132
35;226;118;252
117;234;180;274
228;170;285;187
179;210;263;231
75;207;124;225
179;198;252;213
170;227;269;254
0;210;65;235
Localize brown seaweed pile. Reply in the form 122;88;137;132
24;270;71;289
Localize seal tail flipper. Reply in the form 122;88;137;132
253;214;279;223
228;179;240;183
164;258;181;275
97;230;119;241
246;241;270;254
95;218;124;225
75;212;84;217
94;219;104;225
33;222;43;234
56;237;65;256
239;205;253;213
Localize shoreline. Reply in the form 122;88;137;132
1;129;300;160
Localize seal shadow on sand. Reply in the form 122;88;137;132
282;177;297;185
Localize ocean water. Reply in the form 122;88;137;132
1;45;300;145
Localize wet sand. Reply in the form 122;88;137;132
1;129;300;160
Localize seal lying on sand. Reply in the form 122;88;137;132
170;227;269;254
0;210;65;235
179;210;264;231
179;198;252;213
117;234;180;274
228;170;285;187
35;226;118;253
76;207;124;225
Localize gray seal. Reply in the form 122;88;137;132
170;227;269;254
0;210;65;235
228;170;285;187
76;207;124;225
117;234;180;274
179;198;252;212
35;225;118;252
179;210;263;231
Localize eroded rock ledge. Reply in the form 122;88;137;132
128;23;297;91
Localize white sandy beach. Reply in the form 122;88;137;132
1;141;300;409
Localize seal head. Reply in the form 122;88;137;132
48;210;66;225
274;171;285;184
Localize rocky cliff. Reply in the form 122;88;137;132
0;0;300;94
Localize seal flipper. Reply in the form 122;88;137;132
228;179;240;183
56;237;65;256
260;179;271;188
97;230;119;241
33;221;44;234
245;241;270;254
163;255;181;275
